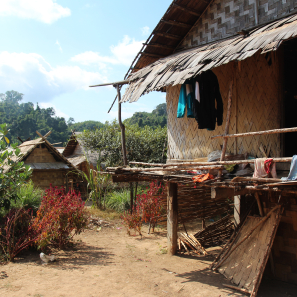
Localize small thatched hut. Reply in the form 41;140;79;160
6;137;81;191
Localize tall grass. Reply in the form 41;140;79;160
105;190;131;213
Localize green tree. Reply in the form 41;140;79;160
0;124;32;211
79;120;167;167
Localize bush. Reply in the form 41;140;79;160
32;186;88;250
0;208;37;262
12;181;44;214
121;181;165;235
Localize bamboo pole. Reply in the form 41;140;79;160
211;126;297;140
167;183;178;255
220;77;234;162
223;284;250;294
116;84;127;166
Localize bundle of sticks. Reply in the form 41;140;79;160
194;215;234;247
178;232;207;255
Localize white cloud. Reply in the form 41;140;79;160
0;51;107;102
55;40;63;53
141;26;150;36
39;102;69;119
0;0;71;24
71;35;144;68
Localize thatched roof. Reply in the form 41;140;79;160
3;137;78;173
63;132;99;168
122;13;297;103
125;0;211;79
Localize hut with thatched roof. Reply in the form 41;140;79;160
93;0;297;294
5;136;82;191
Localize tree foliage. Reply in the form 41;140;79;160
124;103;167;128
0;91;70;144
78;120;167;167
68;120;105;132
0;124;32;211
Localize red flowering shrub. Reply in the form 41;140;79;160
121;181;165;235
32;185;88;250
0;208;37;262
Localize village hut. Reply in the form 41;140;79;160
93;0;297;295
5;134;82;192
62;132;100;172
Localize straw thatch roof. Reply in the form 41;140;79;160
122;13;297;103
3;137;77;173
63;132;100;168
125;0;211;79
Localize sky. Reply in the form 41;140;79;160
0;0;171;123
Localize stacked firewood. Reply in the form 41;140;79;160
178;233;207;255
178;216;234;255
194;215;234;247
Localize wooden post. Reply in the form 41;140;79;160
167;182;178;255
116;84;128;166
220;77;234;162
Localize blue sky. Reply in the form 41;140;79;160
0;0;171;123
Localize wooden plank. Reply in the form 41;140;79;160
211;187;248;199
160;19;192;28
167;182;178;255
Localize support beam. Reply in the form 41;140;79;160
211;187;248;199
140;52;166;59
143;42;175;50
154;31;181;39
173;3;201;16
167;182;178;255
116;85;128;166
160;19;192;28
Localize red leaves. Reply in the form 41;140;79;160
32;185;88;250
121;181;165;235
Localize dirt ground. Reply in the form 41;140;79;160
1;216;297;297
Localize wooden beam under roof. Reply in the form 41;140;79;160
140;52;166;58
173;3;201;17
154;31;181;39
143;42;175;50
160;19;192;28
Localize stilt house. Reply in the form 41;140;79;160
93;1;297;295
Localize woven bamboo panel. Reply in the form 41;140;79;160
218;208;282;294
261;194;297;284
30;170;65;189
166;51;281;160
25;147;56;163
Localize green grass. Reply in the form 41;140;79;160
105;190;131;213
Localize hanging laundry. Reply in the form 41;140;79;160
281;155;297;181
177;82;194;118
193;70;223;130
195;81;200;102
253;158;277;178
192;173;214;183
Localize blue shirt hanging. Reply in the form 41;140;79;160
177;83;195;118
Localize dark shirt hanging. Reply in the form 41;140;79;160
193;70;223;130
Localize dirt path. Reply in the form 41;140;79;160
0;221;296;297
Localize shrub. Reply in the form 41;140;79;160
121;181;165;235
12;181;43;214
32;186;88;250
0;208;37;262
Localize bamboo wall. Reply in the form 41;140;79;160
25;146;56;163
166;51;281;161
30;170;66;190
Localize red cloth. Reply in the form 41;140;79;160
192;173;214;183
264;158;273;176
